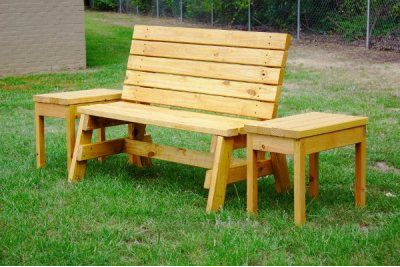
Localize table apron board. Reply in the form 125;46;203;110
34;100;118;119
250;126;365;155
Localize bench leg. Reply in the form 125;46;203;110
127;123;152;167
68;114;93;182
247;135;258;215
206;136;234;212
355;137;366;207
271;153;290;193
309;153;319;198
35;105;45;168
66;107;75;171
293;140;306;226
97;127;106;162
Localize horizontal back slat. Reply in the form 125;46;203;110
122;85;275;119
134;25;291;50
127;56;283;85
131;40;287;67
125;71;280;102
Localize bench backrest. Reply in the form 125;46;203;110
122;25;291;120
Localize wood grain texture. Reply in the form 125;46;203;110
133;25;291;50
124;71;280;102
131;40;287;67
78;101;255;136
122;86;275;119
127;56;283;85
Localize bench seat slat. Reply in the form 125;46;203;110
131;40;287;67
134;25;291;50
77;101;256;137
127;56;283;85
124;71;280;102
122;85;275;119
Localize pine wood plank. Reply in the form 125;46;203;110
78;138;125;160
124;71;280;102
33;89;121;105
124;139;215;169
245;112;368;138
131;40;287;67
127;56;283;85
122;86;275;119
293;140;306;226
207;137;234;212
133;25;291;50
77;101;255;137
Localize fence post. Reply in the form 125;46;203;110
297;0;300;39
136;4;139;15
366;0;371;49
211;1;214;26
180;0;183;22
156;0;159;18
119;0;122;13
248;0;251;31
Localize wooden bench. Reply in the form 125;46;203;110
33;89;122;170
68;25;291;212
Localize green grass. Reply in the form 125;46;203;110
1;11;399;265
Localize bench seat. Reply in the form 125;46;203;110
78;101;254;137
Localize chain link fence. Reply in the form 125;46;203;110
87;0;400;51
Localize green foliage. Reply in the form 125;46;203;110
87;0;399;40
94;0;117;10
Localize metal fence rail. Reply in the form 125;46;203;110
89;0;400;51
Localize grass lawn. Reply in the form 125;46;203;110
1;11;399;265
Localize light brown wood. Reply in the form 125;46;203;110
127;56;283;85
65;106;76;170
309;153;319;198
245;112;368;225
33;89;121;105
97;127;106;162
355;132;366;207
293;140;306;226
247;134;258;214
303;127;364;154
133;25;291;50
207;136;234;212
68;114;94;182
271;153;290;193
78;101;255;136
124;71;281;102
245;112;368;138
203;158;273;189
251;134;294;154
35;103;45;168
78;138;125;160
34;102;67;118
122;86;275;119
127;123;152;167
131;40;287;67
124;139;215;169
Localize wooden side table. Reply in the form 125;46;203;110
245;112;368;225
33;89;121;171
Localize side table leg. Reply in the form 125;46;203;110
97;127;106;162
294;140;306;226
309;153;319;198
355;137;366;207
35;104;45;168
247;135;258;215
66;107;76;171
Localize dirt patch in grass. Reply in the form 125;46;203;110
373;162;400;175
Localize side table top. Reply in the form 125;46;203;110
245;112;368;139
33;89;122;105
